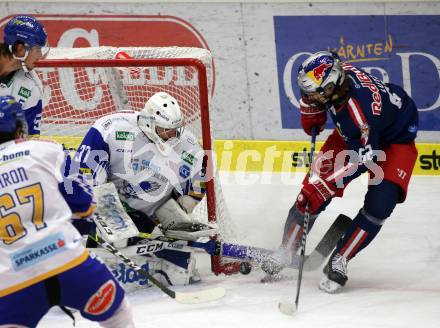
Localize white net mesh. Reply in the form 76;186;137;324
36;47;238;257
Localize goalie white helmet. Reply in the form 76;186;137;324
138;92;185;155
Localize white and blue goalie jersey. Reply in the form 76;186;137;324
74;111;207;217
0;139;95;297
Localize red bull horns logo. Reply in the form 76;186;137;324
307;62;332;85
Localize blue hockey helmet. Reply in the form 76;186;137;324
297;51;345;95
3;15;47;49
0;96;26;134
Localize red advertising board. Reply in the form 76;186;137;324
0;14;214;125
0;14;210;49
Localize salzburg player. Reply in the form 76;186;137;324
0;15;48;136
265;51;418;293
0;96;135;327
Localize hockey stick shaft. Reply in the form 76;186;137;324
88;234;226;304
294;128;317;309
89;234;176;298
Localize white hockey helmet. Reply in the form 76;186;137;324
138;92;185;154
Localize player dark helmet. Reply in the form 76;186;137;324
297;51;346;105
3;15;49;71
4;15;48;50
0;95;27;143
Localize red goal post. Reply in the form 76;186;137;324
35;47;240;275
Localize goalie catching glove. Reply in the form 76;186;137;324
155;197;217;241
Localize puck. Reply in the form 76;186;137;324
239;262;252;275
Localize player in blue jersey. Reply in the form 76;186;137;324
265;51;418;293
0;15;48;136
0;96;135;327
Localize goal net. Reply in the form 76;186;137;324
35;46;240;275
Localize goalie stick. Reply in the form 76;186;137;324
93;214;351;272
88;234;226;304
220;214;351;272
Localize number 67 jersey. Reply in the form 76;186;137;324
0;138;95;297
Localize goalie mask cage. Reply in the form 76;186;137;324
35;46;240;275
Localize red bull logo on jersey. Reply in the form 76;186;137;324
11;233;67;271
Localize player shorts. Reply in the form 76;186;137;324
377;141;417;202
305;129;417;202
0;254;125;327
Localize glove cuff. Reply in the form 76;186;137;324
311;177;335;201
299;98;326;115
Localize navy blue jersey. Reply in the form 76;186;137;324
328;64;418;157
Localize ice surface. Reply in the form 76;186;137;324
40;174;440;328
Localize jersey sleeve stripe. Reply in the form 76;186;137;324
348;98;367;128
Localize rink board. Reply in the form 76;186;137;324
49;136;440;176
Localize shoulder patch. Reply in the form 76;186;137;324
101;119;112;130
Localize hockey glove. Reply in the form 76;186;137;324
300;97;327;136
296;176;336;215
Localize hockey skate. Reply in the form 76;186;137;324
260;248;292;283
319;250;348;294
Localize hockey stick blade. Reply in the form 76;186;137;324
303;214;352;271
278;299;297;316
89;234;226;304
175;287;226;304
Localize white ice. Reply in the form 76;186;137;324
40;173;440;328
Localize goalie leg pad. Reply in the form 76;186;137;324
155;197;191;230
95;248;200;290
93;183;140;245
151;251;200;286
92;251;152;293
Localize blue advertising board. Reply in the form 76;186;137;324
274;15;440;131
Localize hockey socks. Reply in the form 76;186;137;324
335;209;382;261
282;204;318;251
335;179;399;261
320;210;382;293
